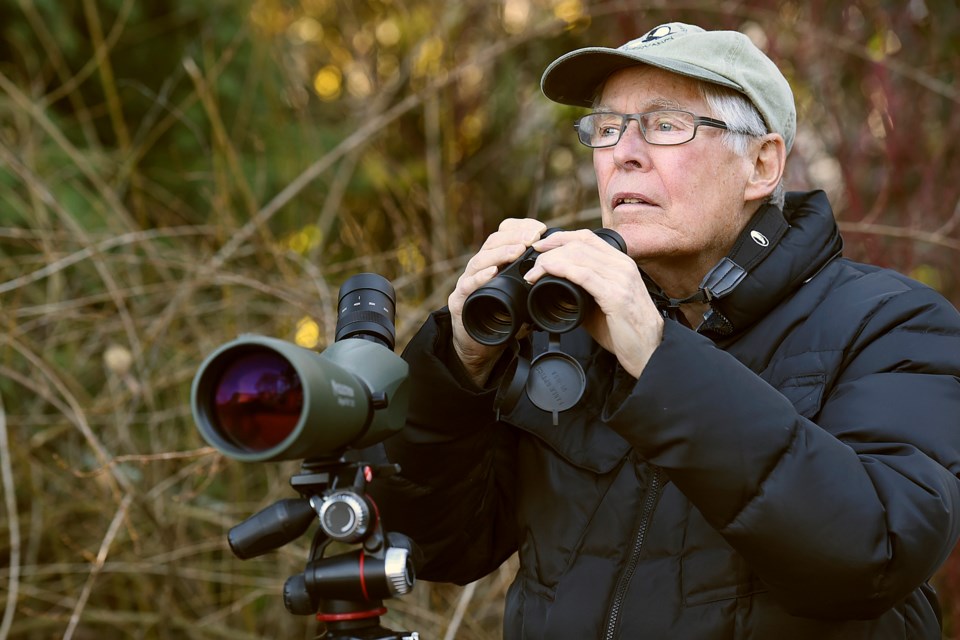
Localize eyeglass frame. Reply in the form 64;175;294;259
573;109;734;148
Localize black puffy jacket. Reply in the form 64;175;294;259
371;191;960;639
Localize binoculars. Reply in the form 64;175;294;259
462;228;626;345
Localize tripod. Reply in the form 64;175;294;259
227;457;419;640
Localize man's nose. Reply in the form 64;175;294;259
612;118;651;167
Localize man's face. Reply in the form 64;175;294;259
593;65;757;285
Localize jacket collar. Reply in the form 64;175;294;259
646;190;844;337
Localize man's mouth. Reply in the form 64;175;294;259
613;195;655;208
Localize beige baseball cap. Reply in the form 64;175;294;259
541;22;796;152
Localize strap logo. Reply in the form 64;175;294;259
750;230;770;247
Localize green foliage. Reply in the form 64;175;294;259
0;0;959;638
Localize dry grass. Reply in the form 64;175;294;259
0;2;570;637
0;94;508;640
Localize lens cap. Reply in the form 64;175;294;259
525;350;585;425
493;333;586;424
494;353;530;419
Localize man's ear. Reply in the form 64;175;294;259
744;134;786;202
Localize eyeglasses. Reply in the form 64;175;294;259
574;110;730;148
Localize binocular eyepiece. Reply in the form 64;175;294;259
462;228;626;346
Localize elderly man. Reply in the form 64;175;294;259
370;22;960;639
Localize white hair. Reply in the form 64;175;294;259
698;82;786;208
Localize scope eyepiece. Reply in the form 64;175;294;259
335;273;397;349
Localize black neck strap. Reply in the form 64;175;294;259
648;203;789;309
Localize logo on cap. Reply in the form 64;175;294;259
623;23;699;50
641;25;674;43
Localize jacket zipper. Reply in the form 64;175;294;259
603;466;663;640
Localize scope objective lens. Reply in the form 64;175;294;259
209;348;304;453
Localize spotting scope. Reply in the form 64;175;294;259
189;274;419;639
191;273;409;462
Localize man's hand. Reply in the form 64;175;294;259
448;218;547;386
524;229;663;378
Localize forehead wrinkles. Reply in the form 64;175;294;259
593;96;683;113
596;66;703;111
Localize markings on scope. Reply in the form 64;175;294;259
330;379;356;407
340;300;393;314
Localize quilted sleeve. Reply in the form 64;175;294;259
603;285;960;618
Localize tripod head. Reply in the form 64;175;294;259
230;456;419;640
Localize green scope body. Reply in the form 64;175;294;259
191;334;409;462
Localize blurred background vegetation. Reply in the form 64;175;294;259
0;0;958;638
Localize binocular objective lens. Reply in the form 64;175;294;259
544;293;579;323
528;281;583;332
469;297;516;343
210;348;304;453
491;308;513;325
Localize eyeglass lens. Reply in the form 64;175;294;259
577;110;699;147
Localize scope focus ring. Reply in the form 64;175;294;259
314;491;371;542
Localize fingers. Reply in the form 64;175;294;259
493;217;548;246
522;230;664;376
445;218;547;386
469;218;547;278
445;223;661;381
450;218;547;313
525;230;636;300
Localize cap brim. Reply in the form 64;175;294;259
541;48;743;107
